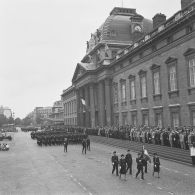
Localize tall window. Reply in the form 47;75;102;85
189;58;195;87
142;113;149;126
113;83;118;104
155;113;162;128
130;79;136;100
140;75;147;98
192;111;195;126
122;113;128;126
169;65;177;91
172;112;179;128
153;71;160;94
132;114;137;126
121;80;126;102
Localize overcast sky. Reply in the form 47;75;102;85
0;0;180;118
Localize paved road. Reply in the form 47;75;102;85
0;130;194;195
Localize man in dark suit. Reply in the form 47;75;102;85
125;150;133;175
64;138;68;152
87;137;90;151
111;151;119;176
82;138;87;154
135;153;144;180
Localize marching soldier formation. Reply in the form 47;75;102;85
111;149;161;181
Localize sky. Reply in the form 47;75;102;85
0;0;181;119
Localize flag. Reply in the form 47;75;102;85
81;98;86;106
142;145;151;163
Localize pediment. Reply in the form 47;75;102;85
72;64;87;82
165;56;177;64
183;48;195;56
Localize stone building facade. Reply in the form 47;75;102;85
61;86;77;126
71;2;195;128
48;100;64;124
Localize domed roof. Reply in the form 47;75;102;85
100;7;153;44
86;7;153;53
100;15;152;44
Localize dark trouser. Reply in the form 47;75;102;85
64;145;67;152
126;163;132;174
136;166;144;179
82;146;86;154
87;144;90;151
112;163;118;176
144;164;147;173
192;156;195;165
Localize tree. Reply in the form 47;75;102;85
15;118;22;125
0;114;8;127
7;117;14;124
36;114;42;124
22;116;33;126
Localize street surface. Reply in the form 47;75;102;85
0;129;195;195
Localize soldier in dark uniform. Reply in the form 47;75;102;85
153;153;160;178
119;154;127;180
87;137;90;151
64;138;68;152
82;138;87;154
135;153;144;180
125;150;133;175
111;151;119;176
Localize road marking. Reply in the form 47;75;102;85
184;173;189;176
168;192;174;195
147;183;152;185
89;193;93;195
157;187;162;190
83;187;87;191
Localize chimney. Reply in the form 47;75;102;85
152;13;166;29
181;0;195;9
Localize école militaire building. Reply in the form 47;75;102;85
67;0;195;128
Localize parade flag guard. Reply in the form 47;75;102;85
142;145;151;163
190;143;195;165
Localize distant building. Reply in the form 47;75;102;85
61;86;77;126
48;100;64;125
33;106;52;125
0;106;12;118
71;2;195;128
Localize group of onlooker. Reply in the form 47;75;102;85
95;125;195;150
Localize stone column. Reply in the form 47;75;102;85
98;81;105;126
79;87;84;127
105;78;112;126
89;83;96;128
76;89;80;126
84;85;90;127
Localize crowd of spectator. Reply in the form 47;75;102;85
86;125;195;150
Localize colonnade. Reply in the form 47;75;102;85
76;79;112;128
